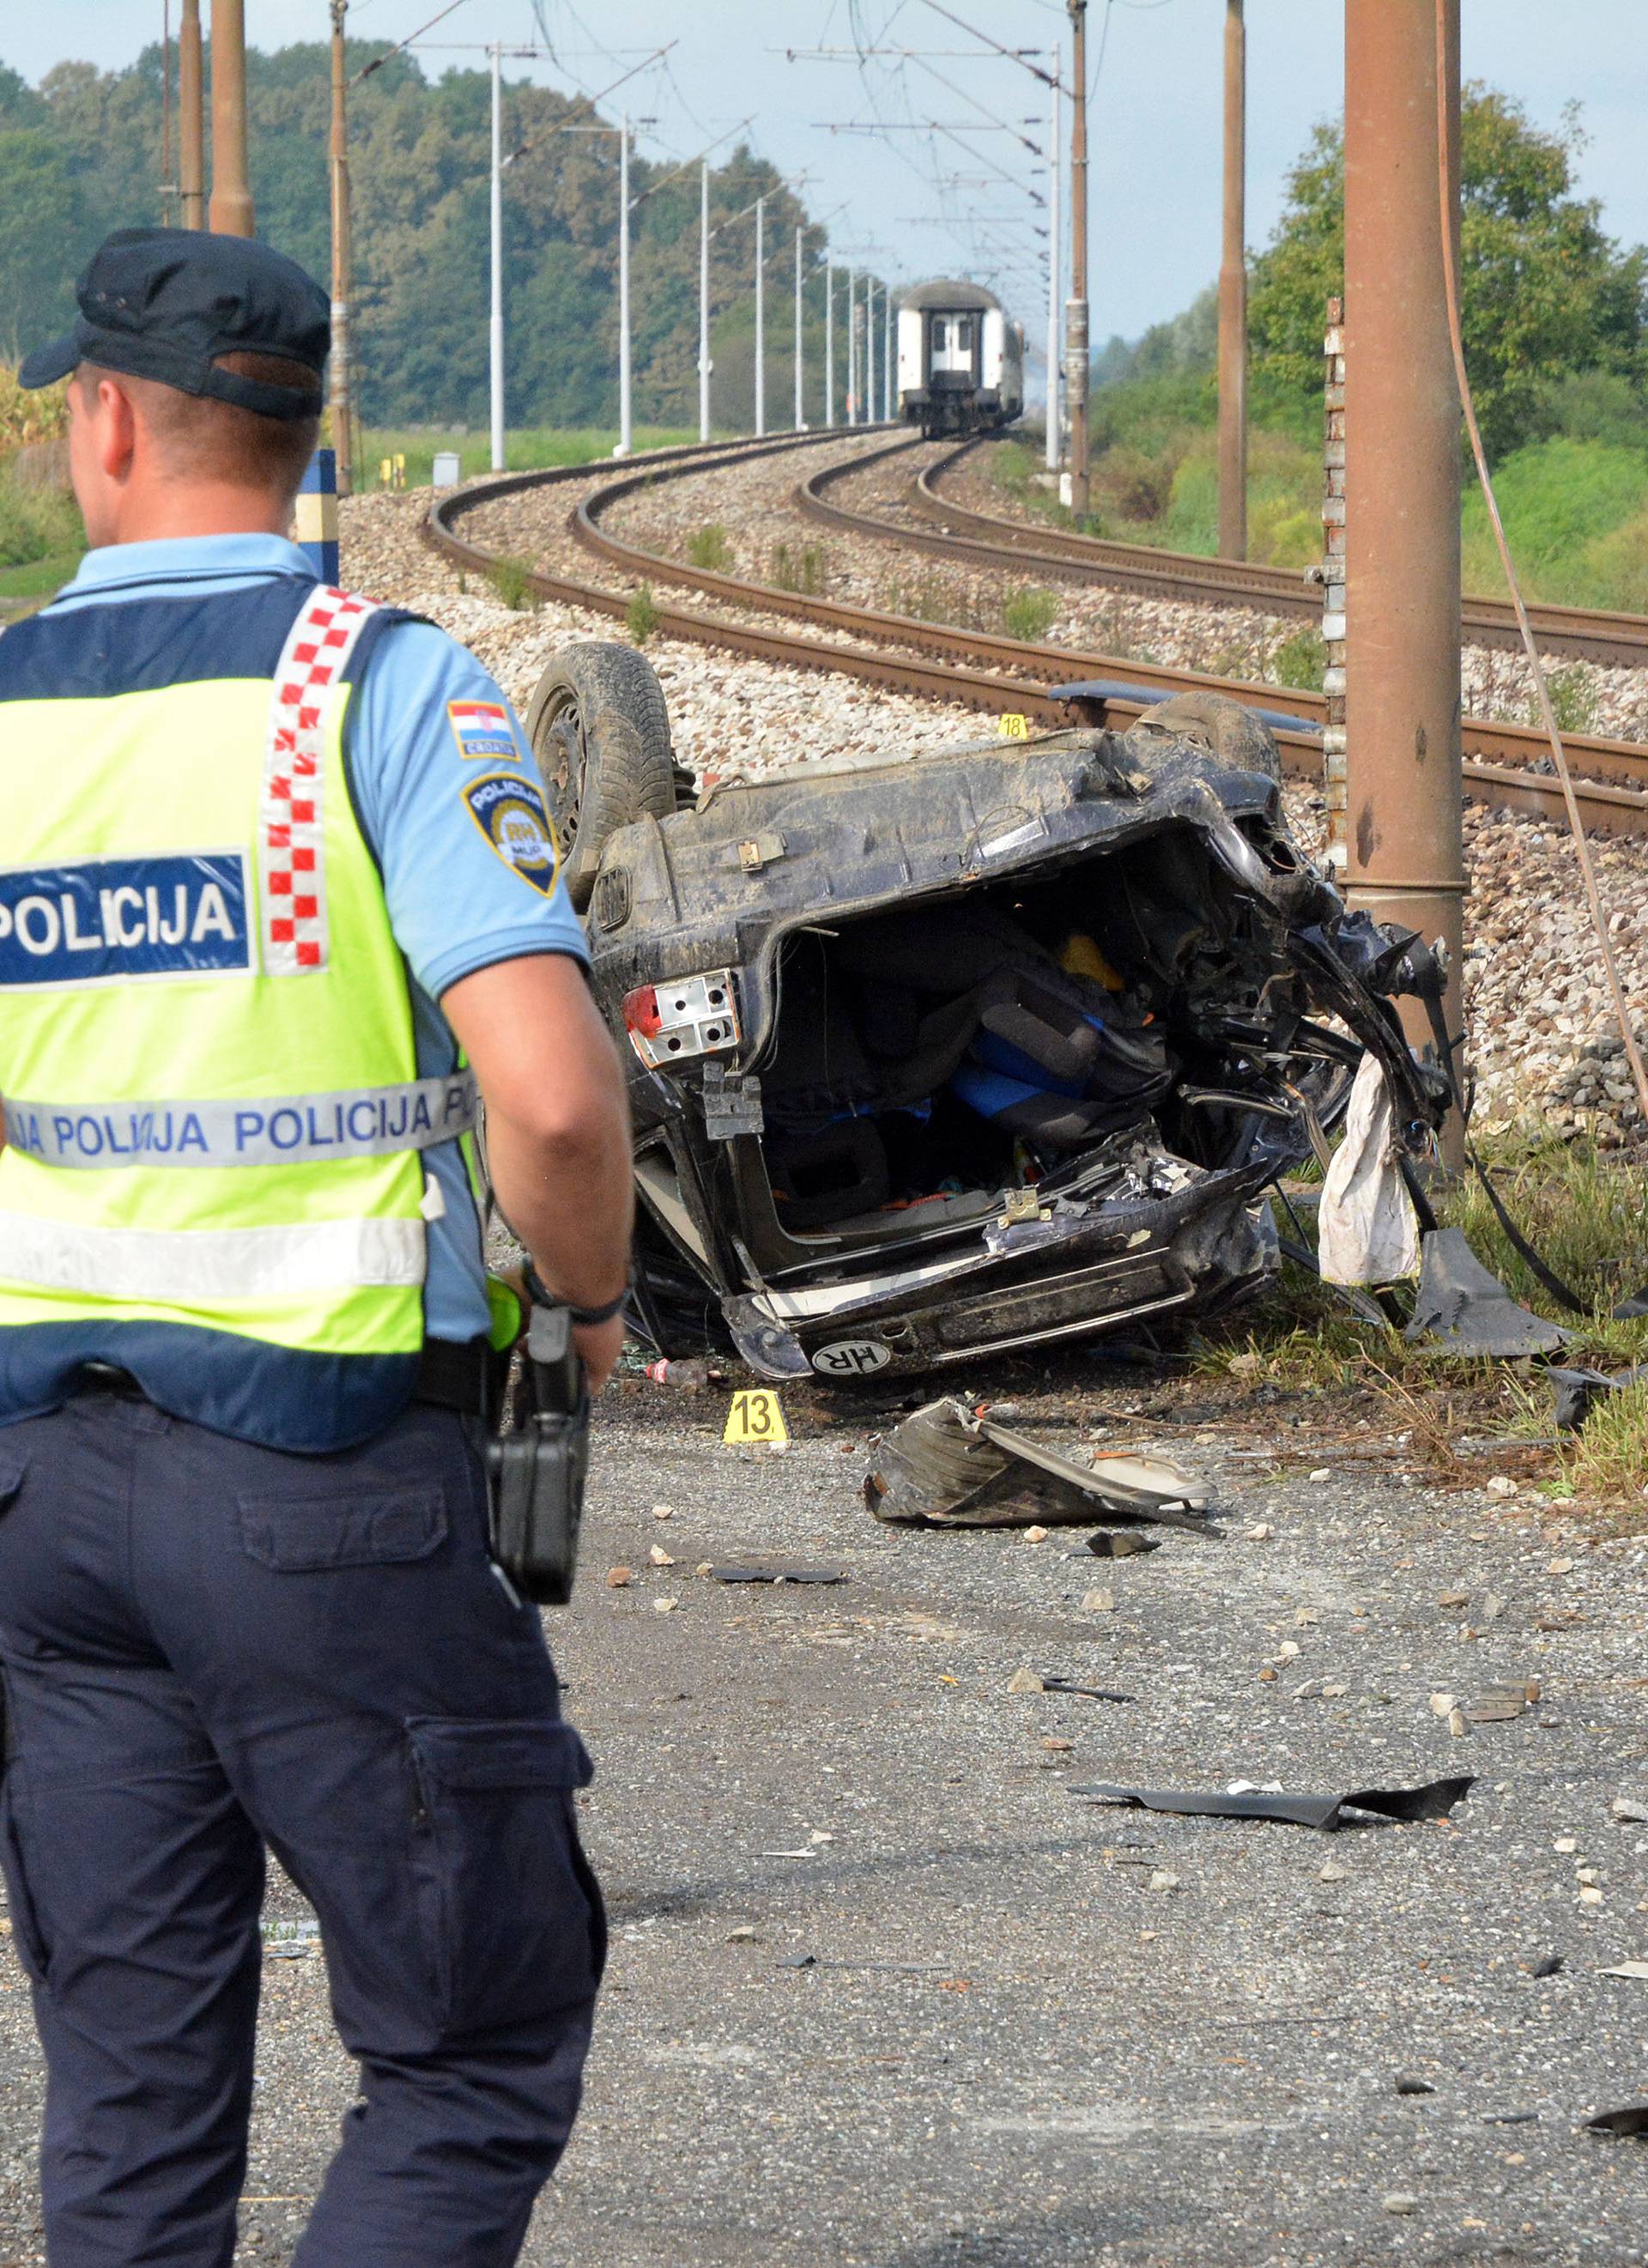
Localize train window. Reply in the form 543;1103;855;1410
955;318;972;355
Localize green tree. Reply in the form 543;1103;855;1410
1249;87;1648;459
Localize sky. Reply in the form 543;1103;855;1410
9;1;1648;368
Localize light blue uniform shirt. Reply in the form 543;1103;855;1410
44;533;590;1343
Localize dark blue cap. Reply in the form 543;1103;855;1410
21;227;329;421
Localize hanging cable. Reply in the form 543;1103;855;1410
1431;0;1648;1137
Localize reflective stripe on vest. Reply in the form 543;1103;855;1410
3;1071;478;1168
0;1210;425;1300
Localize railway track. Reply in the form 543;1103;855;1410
891;436;1648;671
423;428;1648;836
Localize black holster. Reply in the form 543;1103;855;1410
486;1305;590;1605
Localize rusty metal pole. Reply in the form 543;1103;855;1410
1343;0;1463;1154
179;0;205;229
1321;296;1348;865
328;1;354;495
1065;0;1090;522
1217;0;1246;560
209;0;255;237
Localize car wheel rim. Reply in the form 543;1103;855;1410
538;693;585;855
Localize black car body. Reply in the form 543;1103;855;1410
579;718;1451;1382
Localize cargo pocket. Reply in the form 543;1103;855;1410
405;1715;604;2039
0;1764;52;1986
238;1489;447;1572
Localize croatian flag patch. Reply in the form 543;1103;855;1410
447;699;518;761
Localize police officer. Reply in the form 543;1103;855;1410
0;229;632;2265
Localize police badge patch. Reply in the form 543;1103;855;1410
462;772;560;896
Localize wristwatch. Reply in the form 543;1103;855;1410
523;1262;628;1327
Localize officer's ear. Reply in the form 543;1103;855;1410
71;367;140;488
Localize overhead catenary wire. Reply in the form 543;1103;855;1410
1428;0;1648;1136
354;0;471;82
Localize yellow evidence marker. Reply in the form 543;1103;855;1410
997;712;1030;741
724;1390;789;1447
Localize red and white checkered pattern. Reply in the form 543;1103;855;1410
260;587;379;975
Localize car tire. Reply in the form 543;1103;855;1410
1129;690;1281;782
524;642;680;910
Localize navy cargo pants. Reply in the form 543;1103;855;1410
0;1387;605;2268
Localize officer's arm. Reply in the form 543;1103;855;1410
442;953;633;1380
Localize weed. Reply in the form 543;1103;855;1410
686;523;733;572
1558;1381;1648;1518
1525;664;1601;736
1003;585;1060;643
1269;627;1328;693
626;583;659;645
771;542;826;596
488;556;537;612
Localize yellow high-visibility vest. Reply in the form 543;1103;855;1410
0;583;480;1441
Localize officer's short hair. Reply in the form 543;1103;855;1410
76;352;323;499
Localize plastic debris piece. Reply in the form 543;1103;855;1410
1601;1962;1648;1981
863;1397;1218;1532
1394;2076;1436;2096
1084;1530;1160;1558
1039;1675;1136;1704
1069;1774;1474;1834
1481;2110;1538;2126
1551;1363;1648;1432
1405;1227;1568;1357
706;1565;846;1585
1531;1955;1563;1978
1318;1054;1421;1286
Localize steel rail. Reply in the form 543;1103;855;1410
894;436;1648;669
422;429;1648;836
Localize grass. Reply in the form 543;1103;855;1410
685;523;733;572
1007;379;1648;616
488;556;538;613
0;549;83;600
1198;1134;1648;1516
626;584;659;644
769;541;826;597
355;425;696;488
1002;585;1060;642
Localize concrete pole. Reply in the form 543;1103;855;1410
794;227;804;430
699;161;712;443
208;0;255;237
1065;0;1090;518
754;196;766;438
328;1;354;495
617;115;633;456
1218;0;1247;559
847;270;857;422
1045;76;1060;470
488;45;505;471
885;285;894;420
1343;0;1463;1146
866;282;877;421
179;0;204;229
825;263;834;426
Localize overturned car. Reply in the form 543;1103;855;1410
526;646;1452;1383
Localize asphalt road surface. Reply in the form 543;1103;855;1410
3;1367;1648;2266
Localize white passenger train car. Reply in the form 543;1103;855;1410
895;280;1025;439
